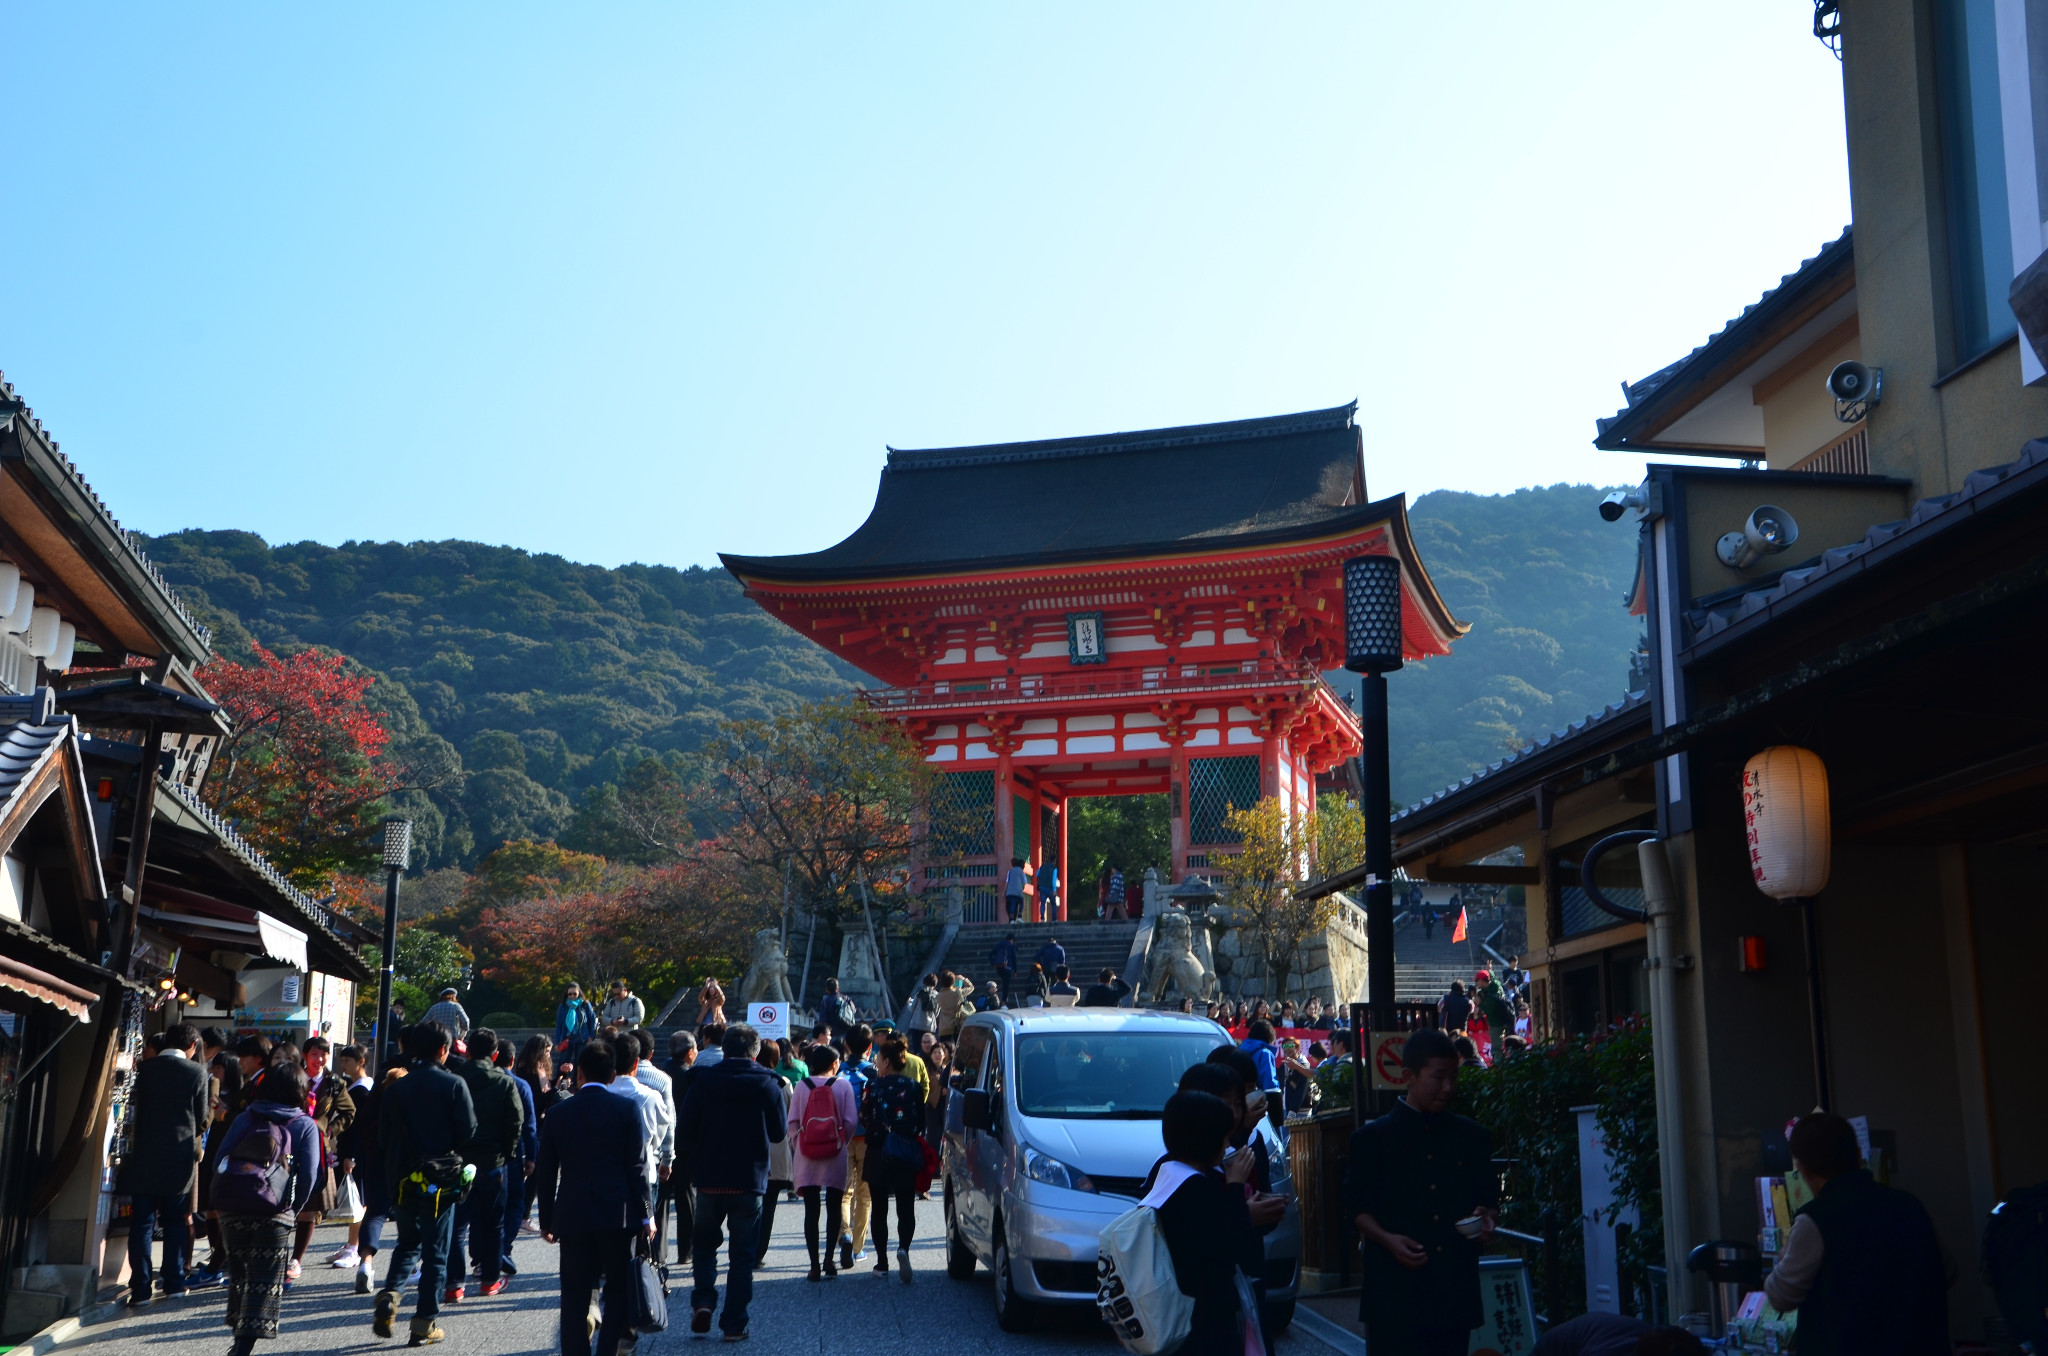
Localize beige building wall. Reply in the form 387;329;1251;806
1843;0;2048;495
1759;335;1862;469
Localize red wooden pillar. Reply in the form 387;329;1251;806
1168;741;1190;883
1056;796;1070;922
1260;726;1283;802
994;747;1014;923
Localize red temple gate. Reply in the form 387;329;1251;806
722;403;1466;919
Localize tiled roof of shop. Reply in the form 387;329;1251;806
1393;690;1651;824
0;371;213;651
1594;228;1854;450
1686;439;2048;647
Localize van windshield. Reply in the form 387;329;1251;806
1012;1031;1225;1119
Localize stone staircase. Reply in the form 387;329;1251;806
936;919;1145;994
1392;911;1509;1003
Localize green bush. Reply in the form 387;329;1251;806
1454;1015;1659;1323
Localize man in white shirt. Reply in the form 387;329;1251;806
600;1031;670;1192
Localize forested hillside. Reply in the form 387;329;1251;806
143;483;1641;865
1378;483;1644;805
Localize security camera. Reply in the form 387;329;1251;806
1827;360;1882;423
1715;504;1800;571
1599;487;1646;522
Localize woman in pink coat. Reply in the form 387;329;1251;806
787;1044;862;1280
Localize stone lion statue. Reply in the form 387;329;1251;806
1144;908;1215;1003
739;928;794;1006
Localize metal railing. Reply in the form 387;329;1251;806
858;659;1358;728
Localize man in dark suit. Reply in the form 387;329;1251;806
118;1022;210;1305
536;1041;652;1356
1342;1028;1498;1356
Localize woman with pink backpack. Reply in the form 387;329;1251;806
787;1045;861;1282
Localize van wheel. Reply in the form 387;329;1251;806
944;1187;976;1279
1264;1298;1295;1333
992;1222;1036;1332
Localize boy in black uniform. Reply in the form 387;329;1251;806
1341;1028;1497;1356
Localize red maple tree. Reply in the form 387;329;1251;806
199;643;408;887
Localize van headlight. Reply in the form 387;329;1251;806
1023;1146;1096;1194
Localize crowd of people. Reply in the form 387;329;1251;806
114;967;1938;1356
116;980;992;1354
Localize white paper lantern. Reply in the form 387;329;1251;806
49;622;76;672
1742;745;1830;899
26;607;61;659
2;582;33;635
0;565;18;621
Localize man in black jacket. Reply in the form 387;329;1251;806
1761;1112;1947;1356
536;1041;651;1356
449;1025;524;1302
676;1024;785;1340
1342;1028;1498;1356
118;1022;209;1305
374;1022;477;1347
1080;967;1130;1007
662;1031;698;1266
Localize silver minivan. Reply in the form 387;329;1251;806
940;1008;1301;1333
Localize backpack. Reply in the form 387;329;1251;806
796;1077;846;1160
1096;1202;1194;1356
212;1117;295;1215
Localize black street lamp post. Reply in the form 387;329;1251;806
373;818;411;1076
1343;556;1404;1108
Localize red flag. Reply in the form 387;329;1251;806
1451;906;1468;943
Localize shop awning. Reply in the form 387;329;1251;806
0;950;96;1021
138;898;309;970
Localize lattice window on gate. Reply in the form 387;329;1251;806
1188;755;1260;845
929;769;996;859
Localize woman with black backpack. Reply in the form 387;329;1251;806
213;1061;320;1356
858;1038;925;1284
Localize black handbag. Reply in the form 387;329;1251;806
628;1239;669;1334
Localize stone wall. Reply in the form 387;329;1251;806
1140;888;1371;1007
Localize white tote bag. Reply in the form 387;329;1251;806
1096;1164;1197;1356
325;1171;365;1224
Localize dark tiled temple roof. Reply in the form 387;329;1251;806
1685;439;2048;648
722;403;1372;583
1393;691;1652;825
1594;228;1854;453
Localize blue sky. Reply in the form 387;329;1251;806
4;5;1850;571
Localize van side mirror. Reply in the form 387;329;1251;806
960;1088;993;1132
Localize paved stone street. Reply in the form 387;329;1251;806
60;1203;1344;1356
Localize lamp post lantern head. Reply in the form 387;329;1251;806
381;818;413;872
1342;555;1404;674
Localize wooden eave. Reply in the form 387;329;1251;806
1;418;211;665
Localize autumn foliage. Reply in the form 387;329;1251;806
199;644;406;887
469;846;771;1015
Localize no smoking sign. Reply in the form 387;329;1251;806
1368;1031;1412;1091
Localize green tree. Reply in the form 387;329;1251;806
1065;794;1170;914
357;924;472;1027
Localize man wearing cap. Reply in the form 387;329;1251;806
1472;970;1511;1063
423;988;471;1044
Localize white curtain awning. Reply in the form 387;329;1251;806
140;902;309;969
253;913;309;969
